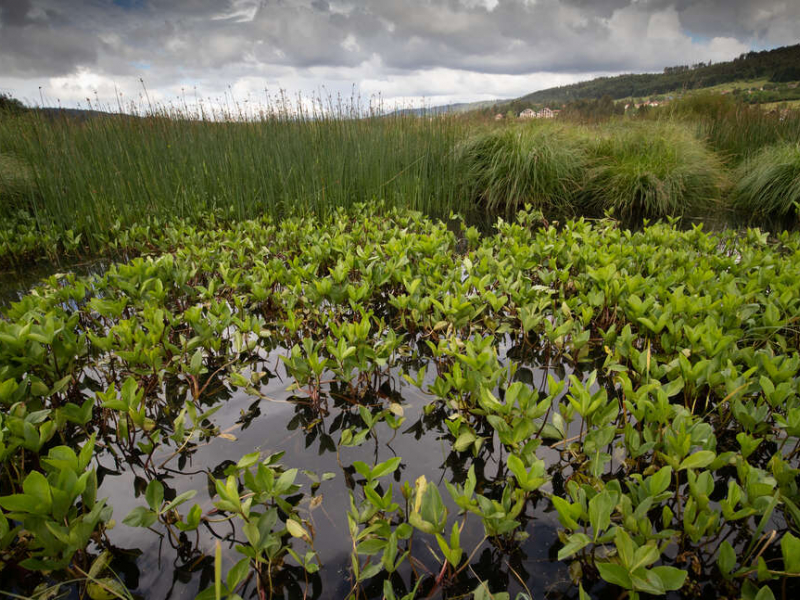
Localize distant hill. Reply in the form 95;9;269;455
433;43;800;117
515;43;800;106
390;100;498;117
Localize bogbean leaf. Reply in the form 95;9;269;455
123;506;158;528
781;532;800;574
588;489;616;541
679;451;715;471
557;532;591;561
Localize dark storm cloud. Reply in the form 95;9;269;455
0;0;797;106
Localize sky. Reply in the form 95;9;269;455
0;0;797;112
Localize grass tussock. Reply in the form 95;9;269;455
457;123;587;215
732;142;800;219
583;122;726;219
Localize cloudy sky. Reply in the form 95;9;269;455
0;0;797;112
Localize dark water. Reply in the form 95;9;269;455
0;258;110;308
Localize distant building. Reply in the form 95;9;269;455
519;107;558;119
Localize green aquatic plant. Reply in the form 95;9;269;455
0;205;799;598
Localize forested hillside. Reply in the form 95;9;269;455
516;43;800;104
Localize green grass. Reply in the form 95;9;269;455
0;102;472;251
456;122;587;215
733;142;800;219
583;122;726;219
665;93;800;164
0;152;35;213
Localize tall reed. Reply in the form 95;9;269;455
0;96;471;251
666;93;800;164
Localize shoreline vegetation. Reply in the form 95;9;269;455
1;92;799;270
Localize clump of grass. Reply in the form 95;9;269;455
457;123;587;215
732;142;800;220
583;122;726;219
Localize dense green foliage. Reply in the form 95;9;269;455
1;206;800;598
733;142;800;220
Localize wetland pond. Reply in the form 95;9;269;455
1;207;800;600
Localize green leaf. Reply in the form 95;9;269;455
588;489;616;541
145;480;164;512
651;566;687;591
679;451;715;471
286;519;310;541
557;532;591;561
371;457;401;479
597;562;632;590
163;489;198;513
87;578;127;600
717;540;736;576
454;431;477;452
236;452;261;470
88;551;114;579
122;506;158;528
781;532;800;574
23;471;52;509
227;557;251;591
754;585;776;600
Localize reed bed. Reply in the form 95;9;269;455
2;92;799;266
0;99;471;251
666;93;800;164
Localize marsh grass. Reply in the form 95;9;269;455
0;99;471;251
582;122;726;219
0;153;35;212
666;93;800;164
2;91;799;262
732;142;800;220
456;123;587;215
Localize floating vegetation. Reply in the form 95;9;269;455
1;205;799;599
